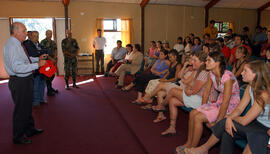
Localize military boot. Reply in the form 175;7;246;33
73;79;79;88
65;80;70;90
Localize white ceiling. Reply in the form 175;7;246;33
1;0;270;10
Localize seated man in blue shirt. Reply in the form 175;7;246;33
23;31;49;108
105;40;126;77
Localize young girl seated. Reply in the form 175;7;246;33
175;51;240;152
185;60;270;154
160;51;218;136
144;41;158;70
140;55;194;114
232;46;248;89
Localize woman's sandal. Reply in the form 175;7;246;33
152;105;166;112
153;116;167;123
121;86;131;92
135;98;152;105
131;100;139;104
140;104;153;111
183;148;192;154
175;146;186;154
161;128;177;137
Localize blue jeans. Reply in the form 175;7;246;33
33;74;46;106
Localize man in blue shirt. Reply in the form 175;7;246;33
3;22;47;144
104;40;126;77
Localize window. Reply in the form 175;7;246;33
103;19;121;54
11;18;54;42
214;22;231;38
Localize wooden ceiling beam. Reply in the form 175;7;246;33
257;1;270;26
258;1;270;12
140;0;149;52
140;0;149;8
205;0;221;10
204;0;221;27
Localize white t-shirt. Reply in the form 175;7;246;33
125;51;133;60
184;44;191;53
173;44;184;52
93;37;106;50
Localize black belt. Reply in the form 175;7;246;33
9;74;33;79
95;49;103;51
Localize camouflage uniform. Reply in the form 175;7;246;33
41;38;58;95
40;38;57;59
61;38;79;85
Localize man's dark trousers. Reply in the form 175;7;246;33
8;75;35;141
95;49;104;73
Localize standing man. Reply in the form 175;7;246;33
93;29;106;74
23;31;48;107
41;30;58;96
203;20;218;40
62;29;80;90
252;26;268;56
3;22;46;144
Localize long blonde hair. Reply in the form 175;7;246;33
247;60;270;112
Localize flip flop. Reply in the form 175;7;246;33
140;104;153;111
121;87;131;92
153;116;167;123
131;100;139;104
175;146;186;154
183;148;191;154
135;98;152;105
161;132;177;137
152;106;166;112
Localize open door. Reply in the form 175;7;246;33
0;18;10;79
55;18;70;76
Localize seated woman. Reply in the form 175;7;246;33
191;37;202;54
163;40;171;52
185;60;270;154
160;51;218;136
202;43;210;54
245;129;270;154
131;49;170;103
144;41;158;70
138;49;182;109
140;55;194;113
232;46;248;89
109;44;133;75
175;51;240;152
114;44;143;88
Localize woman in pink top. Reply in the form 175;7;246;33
175;51;240;153
160;51;218;136
144;41;158;70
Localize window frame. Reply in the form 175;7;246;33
215;21;232;38
104;19;117;32
10;17;56;41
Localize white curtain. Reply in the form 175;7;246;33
0;18;10;78
55;18;70;76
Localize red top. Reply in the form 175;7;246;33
260;42;270;57
39;60;56;77
231;45;252;63
221;45;231;60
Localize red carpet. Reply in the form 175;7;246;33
0;76;241;154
